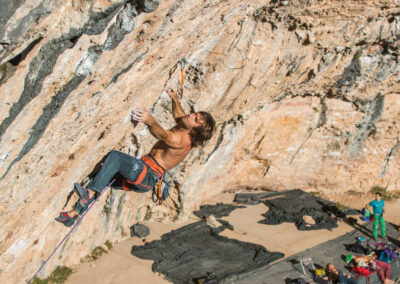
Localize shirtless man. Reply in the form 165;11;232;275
56;87;216;226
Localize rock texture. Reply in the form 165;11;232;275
0;0;399;282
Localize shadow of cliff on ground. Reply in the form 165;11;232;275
235;189;353;231
131;220;285;284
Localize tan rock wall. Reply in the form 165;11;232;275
0;0;399;282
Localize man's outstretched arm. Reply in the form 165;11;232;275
166;87;186;122
131;108;184;148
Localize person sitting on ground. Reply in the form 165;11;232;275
326;263;359;284
366;192;386;240
349;254;394;284
55;87;216;226
350;254;376;268
361;204;373;221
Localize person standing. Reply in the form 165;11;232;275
367;192;386;240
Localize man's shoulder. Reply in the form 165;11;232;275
370;199;384;207
169;128;191;148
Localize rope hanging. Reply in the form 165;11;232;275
28;179;116;284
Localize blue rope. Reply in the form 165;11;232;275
28;178;116;283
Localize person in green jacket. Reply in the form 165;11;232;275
366;192;386;240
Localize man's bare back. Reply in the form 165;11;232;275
150;128;192;170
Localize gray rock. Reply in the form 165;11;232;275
136;0;160;13
103;2;138;50
118;2;138;32
130;223;150;237
0;0;28;40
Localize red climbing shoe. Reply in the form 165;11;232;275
55;212;76;227
74;183;91;204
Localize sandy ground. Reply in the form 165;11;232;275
65;221;191;284
65;192;400;284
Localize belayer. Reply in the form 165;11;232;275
56;87;216;226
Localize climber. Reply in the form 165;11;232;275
55;87;216;226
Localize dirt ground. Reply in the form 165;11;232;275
66;192;400;284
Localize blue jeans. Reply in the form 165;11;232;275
87;150;159;193
72;151;160;215
339;270;358;284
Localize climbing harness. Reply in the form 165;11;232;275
142;155;166;205
28;179;116;284
121;154;166;205
178;59;186;99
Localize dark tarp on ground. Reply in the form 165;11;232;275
250;189;340;230
193;203;246;219
131;221;284;284
234;191;284;205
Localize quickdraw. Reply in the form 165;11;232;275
179;58;186;99
152;179;163;205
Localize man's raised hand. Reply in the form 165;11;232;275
131;107;153;125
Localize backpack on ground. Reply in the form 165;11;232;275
379;249;397;263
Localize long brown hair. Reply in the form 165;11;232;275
190;111;216;147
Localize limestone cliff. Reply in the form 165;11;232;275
0;0;399;282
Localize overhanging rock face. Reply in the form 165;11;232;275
0;0;399;282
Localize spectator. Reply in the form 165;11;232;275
349;254;394;284
326;263;358;284
367;192;386;240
